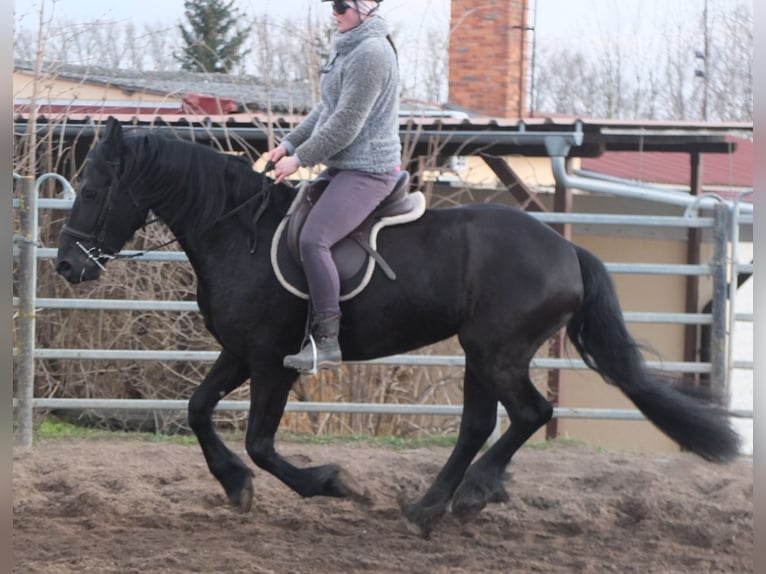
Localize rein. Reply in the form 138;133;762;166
64;159;276;268
125;161;276;258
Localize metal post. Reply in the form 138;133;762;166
16;176;38;447
726;192;752;397
709;204;729;393
546;157;572;440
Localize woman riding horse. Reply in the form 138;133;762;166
268;0;400;373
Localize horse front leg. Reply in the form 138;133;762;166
400;364;498;537
244;365;370;502
188;349;253;511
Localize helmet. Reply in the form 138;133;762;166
322;1;381;16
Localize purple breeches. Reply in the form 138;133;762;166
299;167;399;317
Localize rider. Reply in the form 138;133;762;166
268;0;401;373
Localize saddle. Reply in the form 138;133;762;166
270;171;426;301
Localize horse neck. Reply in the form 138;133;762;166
123;139;246;238
125;146;291;263
173;187;289;286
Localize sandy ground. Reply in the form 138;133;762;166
13;437;752;573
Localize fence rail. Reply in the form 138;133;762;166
12;296;754;325
12;398;753;420
13;176;754;446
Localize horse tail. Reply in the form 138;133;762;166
565;245;740;462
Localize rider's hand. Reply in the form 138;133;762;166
274;156;300;184
267;145;288;165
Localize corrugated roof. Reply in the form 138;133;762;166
581;136;752;188
14;60;316;114
15;109;752;162
15;109;751;134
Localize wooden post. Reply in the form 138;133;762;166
684;153;703;383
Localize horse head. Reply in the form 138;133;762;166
56;117;150;283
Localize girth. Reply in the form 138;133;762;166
270;171;426;301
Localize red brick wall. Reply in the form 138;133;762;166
448;0;528;118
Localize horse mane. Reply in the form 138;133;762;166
117;131;277;230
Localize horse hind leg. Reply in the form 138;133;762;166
451;366;553;524
400;364;498;537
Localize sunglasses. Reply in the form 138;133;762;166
331;0;352;15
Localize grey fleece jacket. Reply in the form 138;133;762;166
282;17;401;173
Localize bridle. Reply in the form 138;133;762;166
62;157;277;271
61;158;125;271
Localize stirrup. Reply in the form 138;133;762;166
283;335;342;374
282;335;319;375
302;334;320;376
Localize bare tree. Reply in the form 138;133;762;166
14;2;751;121
661;22;695;120
15;17;181;72
531;1;752;122
399;27;448;103
145;23;183;71
706;3;753;122
534;46;599;116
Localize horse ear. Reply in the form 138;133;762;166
101;116;124;160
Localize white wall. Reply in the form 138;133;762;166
730;242;753;455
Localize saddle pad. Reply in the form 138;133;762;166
270;191;426;301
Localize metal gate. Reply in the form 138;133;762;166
12;173;754;447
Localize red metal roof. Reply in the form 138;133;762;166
182;93;238;115
581;136;752;188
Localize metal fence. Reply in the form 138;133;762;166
12;175;754;447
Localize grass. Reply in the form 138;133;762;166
275;430;461;449
523;437;590;450
32;418;460;448
32;417;593;452
33;418;199;445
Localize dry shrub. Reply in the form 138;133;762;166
284;338;467;438
16;132;559;438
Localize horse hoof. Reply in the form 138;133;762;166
229;476;254;513
396;492;435;538
451;498;485;524
335;467;373;505
487;484;510;504
451;483;488;524
400;514;429;538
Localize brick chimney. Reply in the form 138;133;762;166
448;0;529;118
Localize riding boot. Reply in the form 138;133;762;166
283;314;342;373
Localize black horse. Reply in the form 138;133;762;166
56;118;739;536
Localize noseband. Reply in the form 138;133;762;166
61;159;123;270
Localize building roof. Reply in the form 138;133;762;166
14;61;753;191
16;110;751;160
14;60;317;114
581;136;752;190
